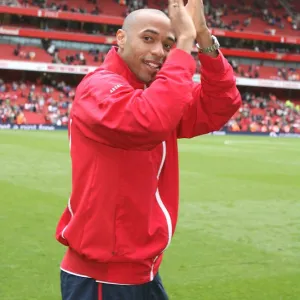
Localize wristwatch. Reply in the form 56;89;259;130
196;35;220;54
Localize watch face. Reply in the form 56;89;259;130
212;36;220;46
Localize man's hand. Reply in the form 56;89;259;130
185;0;218;57
185;0;208;35
168;0;196;54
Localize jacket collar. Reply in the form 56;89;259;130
101;47;145;90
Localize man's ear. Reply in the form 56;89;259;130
116;29;127;50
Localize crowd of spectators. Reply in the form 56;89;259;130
12;40;108;65
0;77;74;126
2;0;300;133
19;0;102;15
0;99;27;124
228;59;300;81
3;0;299;46
18;0;150;16
11;41;299;81
6;0;298;33
5;0;300;31
1;77;300;133
226;92;300;133
220;37;300;55
208;0;299;33
274;67;300;81
12;43;36;61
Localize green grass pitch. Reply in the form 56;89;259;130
0;130;300;300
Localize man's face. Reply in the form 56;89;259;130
117;13;175;84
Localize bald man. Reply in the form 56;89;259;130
56;1;241;299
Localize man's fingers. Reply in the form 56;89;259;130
176;0;184;8
168;0;180;18
168;0;183;9
168;0;176;7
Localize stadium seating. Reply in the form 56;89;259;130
234;64;300;81
17;0;167;16
290;1;300;13
1;43;299;81
19;0;126;16
3;0;298;44
0;0;299;134
1;44;52;63
204;0;299;36
14;0;299;36
0;79;73;125
1;78;299;134
0;43;105;65
227;92;300;133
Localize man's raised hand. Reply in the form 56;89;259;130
168;0;196;53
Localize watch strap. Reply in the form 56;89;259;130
196;35;220;53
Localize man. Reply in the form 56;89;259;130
55;0;242;299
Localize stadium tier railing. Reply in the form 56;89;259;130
0;59;299;90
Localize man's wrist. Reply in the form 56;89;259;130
196;28;219;58
176;36;195;54
196;26;210;37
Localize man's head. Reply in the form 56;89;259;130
116;9;175;84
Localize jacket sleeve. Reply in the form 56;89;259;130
72;49;196;150
177;50;242;139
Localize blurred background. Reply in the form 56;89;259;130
0;0;299;134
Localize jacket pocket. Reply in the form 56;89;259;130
113;195;169;260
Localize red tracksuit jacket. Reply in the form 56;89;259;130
55;46;241;285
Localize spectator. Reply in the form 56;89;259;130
0;77;75;126
227;92;300;133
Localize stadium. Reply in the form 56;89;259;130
0;0;299;299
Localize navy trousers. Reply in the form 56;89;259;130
61;270;169;300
